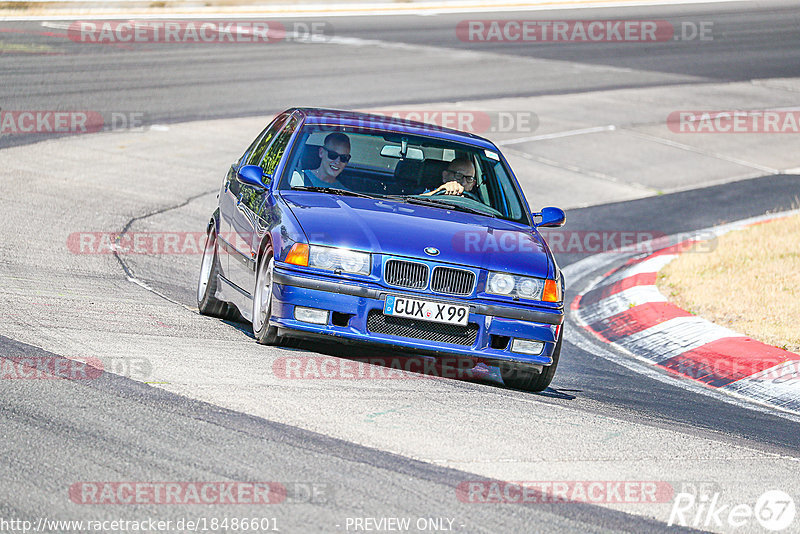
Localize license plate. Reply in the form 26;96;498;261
383;295;469;326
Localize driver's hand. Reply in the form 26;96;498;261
430;181;464;196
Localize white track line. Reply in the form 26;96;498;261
499;125;616;146
3;0;752;21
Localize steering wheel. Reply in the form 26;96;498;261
432;188;481;202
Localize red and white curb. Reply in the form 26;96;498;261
571;211;800;415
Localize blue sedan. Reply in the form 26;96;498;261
197;108;566;391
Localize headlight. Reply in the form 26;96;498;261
487;271;551;301
518;278;543;298
310;247;335;269
309;245;371;275
488;273;514;295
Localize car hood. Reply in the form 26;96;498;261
281;192;553;278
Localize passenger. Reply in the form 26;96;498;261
421;156;478;199
297;132;352;189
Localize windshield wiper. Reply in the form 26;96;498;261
291;186;383;200
399;196;497;218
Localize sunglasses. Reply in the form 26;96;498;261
446;169;476;184
321;147;351;163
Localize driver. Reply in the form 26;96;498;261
421;157;477;198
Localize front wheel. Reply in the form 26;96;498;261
252;246;280;345
501;327;563;392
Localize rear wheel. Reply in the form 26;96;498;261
197;227;239;320
501;327;563;392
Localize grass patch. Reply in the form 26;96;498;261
657;214;800;352
0;41;56;53
0;2;34;9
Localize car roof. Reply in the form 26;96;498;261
289;107;499;151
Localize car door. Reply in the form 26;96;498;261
220;114;289;290
228;113;299;292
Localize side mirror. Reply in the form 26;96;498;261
237;165;269;189
533;207;566;228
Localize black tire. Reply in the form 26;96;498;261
501;327;563;392
197;226;240;321
252;244;281;345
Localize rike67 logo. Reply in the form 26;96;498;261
669;487;796;531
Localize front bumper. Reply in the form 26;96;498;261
271;266;564;366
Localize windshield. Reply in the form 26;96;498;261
278;125;530;224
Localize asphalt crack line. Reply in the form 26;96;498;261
113;187;217;312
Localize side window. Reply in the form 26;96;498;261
494;162;525;222
245;114;289;167
260;115;299;177
238;127;266;167
481;159;525;222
